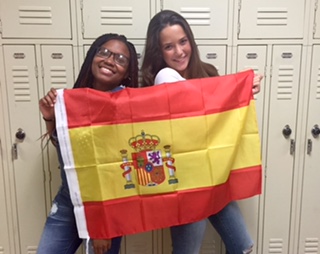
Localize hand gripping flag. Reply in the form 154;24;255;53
55;70;262;239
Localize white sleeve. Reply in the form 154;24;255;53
154;67;186;85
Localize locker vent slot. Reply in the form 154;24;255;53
180;8;211;26
304;238;319;253
201;239;218;252
257;8;288;26
268;238;283;253
12;66;31;102
19;6;52;25
27;245;37;254
50;67;68;89
100;7;133;25
277;65;294;100
316;67;320;99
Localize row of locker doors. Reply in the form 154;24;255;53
0;0;316;40
0;44;319;253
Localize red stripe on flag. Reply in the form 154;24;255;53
84;164;261;239
65;70;254;128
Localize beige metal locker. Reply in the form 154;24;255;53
297;44;320;254
198;45;228;75
2;45;47;253
262;45;302;254
0;153;11;253
162;0;230;39
236;45;268;254
236;45;268;136
0;0;72;39
314;3;320;39
81;0;152;40
238;0;305;39
40;45;76;208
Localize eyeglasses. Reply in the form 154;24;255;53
95;47;129;67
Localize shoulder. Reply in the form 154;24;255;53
154;67;185;85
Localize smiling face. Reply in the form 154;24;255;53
91;39;130;91
159;24;192;78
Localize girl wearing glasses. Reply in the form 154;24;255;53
38;33;139;254
141;10;262;254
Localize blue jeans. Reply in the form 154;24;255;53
171;201;253;254
37;186;122;254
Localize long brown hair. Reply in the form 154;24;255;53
141;10;218;87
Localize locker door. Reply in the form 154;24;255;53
82;0;151;39
298;45;320;254
0;0;72;39
198;45;227;75
314;4;320;39
162;0;229;39
40;45;76;207
200;223;222;254
3;45;47;253
236;45;268;253
238;0;305;39
236;45;267;136
262;45;301;254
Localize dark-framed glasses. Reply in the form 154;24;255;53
95;47;129;67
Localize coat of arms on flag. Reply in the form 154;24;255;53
54;70;262;239
120;130;178;190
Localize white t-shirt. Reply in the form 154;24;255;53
154;67;185;85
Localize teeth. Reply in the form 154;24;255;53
101;67;113;74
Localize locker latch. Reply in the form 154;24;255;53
290;139;295;155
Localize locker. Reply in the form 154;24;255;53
262;45;302;254
3;45;47;253
314;3;320;39
236;45;268;137
198;45;227;75
238;0;305;39
81;0;152;40
236;45;268;254
298;44;320;254
40;45;76;208
0;0;72;39
0;156;10;253
162;0;230;39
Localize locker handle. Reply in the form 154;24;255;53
282;125;292;138
307;139;312;155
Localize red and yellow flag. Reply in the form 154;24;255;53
55;70;262;239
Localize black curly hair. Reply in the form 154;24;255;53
73;33;139;89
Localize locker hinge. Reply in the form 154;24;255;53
314;22;317;35
237;23;241;35
315;0;318;10
81;22;85;36
160;0;164;10
41;66;45;78
0;19;2;34
35;66;38;78
80;0;83;10
238;0;242;10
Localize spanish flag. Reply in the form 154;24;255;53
55;70;262;239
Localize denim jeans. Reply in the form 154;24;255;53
37;186;122;254
171;201;253;254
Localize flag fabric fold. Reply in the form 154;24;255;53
55;69;262;239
